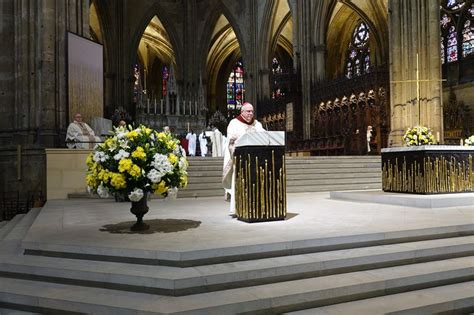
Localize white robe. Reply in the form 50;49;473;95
211;128;224;157
198;132;208;157
65;121;101;149
222;118;264;214
186;133;197;156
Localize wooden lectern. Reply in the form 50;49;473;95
234;131;286;222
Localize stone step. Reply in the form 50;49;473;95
2;209;41;243
287;183;381;192
0;309;41;315
1;236;472;296
0;215;25;241
287;173;380;180
0;257;472;314
286;178;382;187
285;281;474;314
286;168;380;175
22;224;474;267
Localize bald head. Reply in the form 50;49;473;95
241;102;253;112
240;102;254;123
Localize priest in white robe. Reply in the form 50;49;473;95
186;130;197;156
65;113;101;149
211;127;224;157
198;131;208;157
222;102;264;215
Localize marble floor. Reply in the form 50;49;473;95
22;191;474;260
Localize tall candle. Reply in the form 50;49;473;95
187;122;190;133
436;132;440;144
154;99;157;114
461;139;464;146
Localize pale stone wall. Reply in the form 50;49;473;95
46;149;91;200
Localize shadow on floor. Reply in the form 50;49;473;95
100;218;202;234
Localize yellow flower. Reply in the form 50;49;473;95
128;164;141;178
86;153;94;168
118;159;133;172
180;175;188;188
166;140;177;150
127;130;140;139
168;153;178;165
86;174;98;188
145;128;152;135
157;132;167;141
153;181;168;195
131;147;147;160
104;138;116;148
110;173;127;189
98;169;111;183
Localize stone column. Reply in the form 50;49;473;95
292;0;313;139
388;0;442;146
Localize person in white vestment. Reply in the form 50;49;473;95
367;125;373;153
65;113;101;149
186;130;197;156
222;102;264;215
198;131;208;157
211;127;224;157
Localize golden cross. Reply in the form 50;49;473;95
391;53;446;125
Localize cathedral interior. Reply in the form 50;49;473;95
0;0;473;199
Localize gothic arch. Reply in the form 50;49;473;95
128;2;182;83
206;14;243;113
326;0;387;78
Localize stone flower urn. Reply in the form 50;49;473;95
130;192;149;231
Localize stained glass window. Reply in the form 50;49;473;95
440;0;474;63
448;26;459;62
227;60;245;113
462;19;474;57
345;22;371;79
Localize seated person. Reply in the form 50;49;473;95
66;113;101;149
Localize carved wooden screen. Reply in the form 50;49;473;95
304;67;390;155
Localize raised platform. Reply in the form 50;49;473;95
0;192;473;314
330;189;474;208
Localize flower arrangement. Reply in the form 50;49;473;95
403;126;435;146
86;125;188;202
465;135;474;146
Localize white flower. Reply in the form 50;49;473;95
97;184;110;198
114;149;130;160
179;157;188;171
152;153;174;174
116;131;126;139
93;151;108;163
147;169;162;183
128;188;144;202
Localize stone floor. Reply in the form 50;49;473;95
23;191;474;259
1;191;473;314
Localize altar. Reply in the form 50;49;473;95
382;146;474;194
